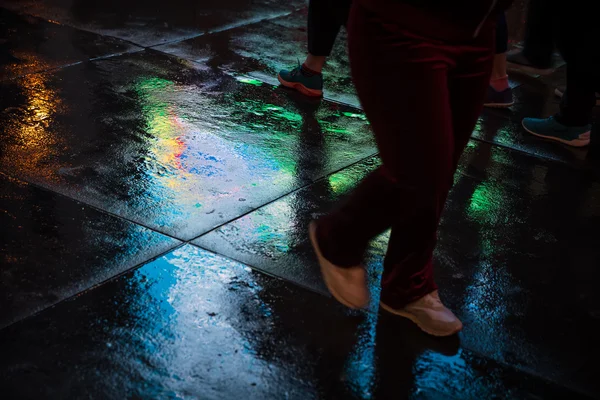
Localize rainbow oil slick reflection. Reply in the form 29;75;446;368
129;72;311;235
1;51;376;241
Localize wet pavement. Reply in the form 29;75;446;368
1;1;599;399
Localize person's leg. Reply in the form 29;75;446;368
552;86;600;107
554;14;598;127
278;0;352;97
507;0;556;74
313;4;494;336
305;0;351;72
490;54;508;83
492;13;508;80
557;68;596;127
380;23;495;313
317;13;457;279
521;0;555;67
485;13;513;108
521;7;596;147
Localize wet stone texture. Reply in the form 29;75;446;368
477;82;588;166
0;8;141;80
154;9;357;107
0;0;305;47
478;82;600;170
1;0;600;399
0;50;375;240
0;172;179;330
197;139;600;397
0;245;589;400
195;156;381;293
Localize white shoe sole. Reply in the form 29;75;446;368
380;302;462;337
554;88;564;98
309;222;368;310
522;120;590;148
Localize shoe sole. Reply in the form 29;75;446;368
484;101;514;108
309;222;367;310
278;75;323;98
555;88;600;106
380;302;462;337
522;120;590;147
554;88;564;98
507;62;554;76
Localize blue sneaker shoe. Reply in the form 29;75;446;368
484;85;514;108
278;64;323;97
522;116;591;147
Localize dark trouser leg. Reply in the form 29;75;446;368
318;4;494;308
522;0;554;67
496;13;508;54
557;67;596;127
307;0;352;56
554;8;600;127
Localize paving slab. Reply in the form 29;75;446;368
0;244;590;399
478;84;598;168
154;10;358;108
0;0;305;47
0;50;375;240
196;140;600;397
0;172;179;330
0;8;140;80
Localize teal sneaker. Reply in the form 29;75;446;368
278;64;323;97
522;116;591;147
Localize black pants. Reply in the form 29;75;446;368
307;0;352;56
554;5;600;128
522;0;555;67
496;13;508;54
